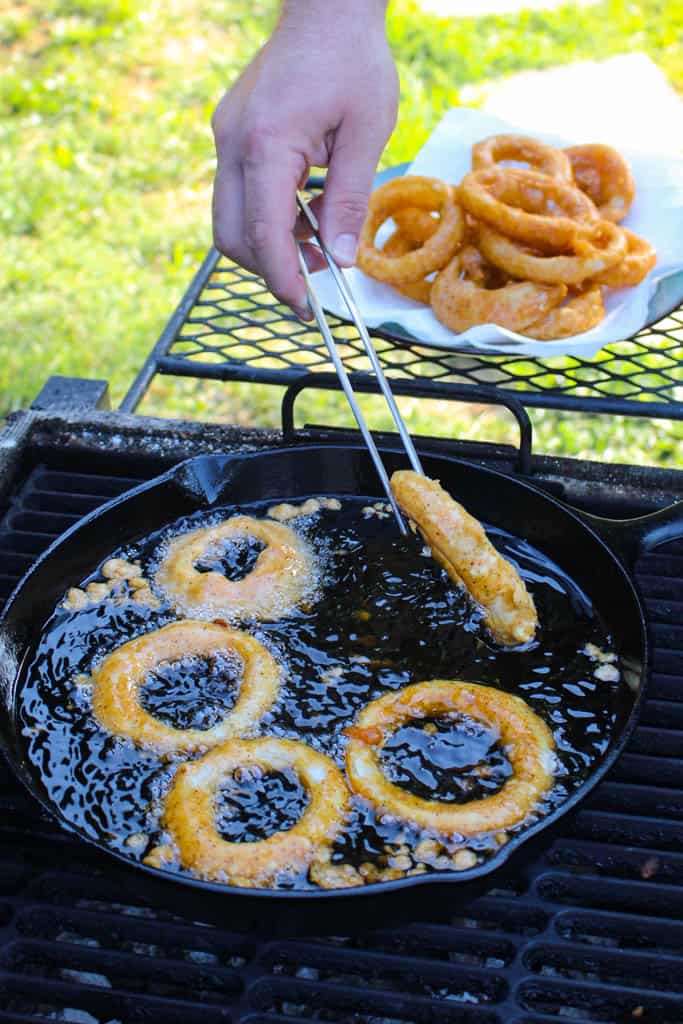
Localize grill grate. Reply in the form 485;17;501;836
121;207;683;422
0;460;682;1024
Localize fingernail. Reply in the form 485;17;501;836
332;233;358;266
294;301;312;322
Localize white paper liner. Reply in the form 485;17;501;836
312;108;683;358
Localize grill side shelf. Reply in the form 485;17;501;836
120;179;683;421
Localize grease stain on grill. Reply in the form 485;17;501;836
18;497;629;889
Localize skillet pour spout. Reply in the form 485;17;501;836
0;444;677;929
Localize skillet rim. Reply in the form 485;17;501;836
0;444;650;902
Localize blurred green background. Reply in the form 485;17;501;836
1;0;681;464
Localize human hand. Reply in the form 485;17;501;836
212;0;398;319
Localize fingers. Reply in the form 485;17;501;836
317;119;385;267
212;159;251;257
212;123;316;318
241;131;311;316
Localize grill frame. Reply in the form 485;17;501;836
0;407;681;1023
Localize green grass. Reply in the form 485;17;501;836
1;0;682;466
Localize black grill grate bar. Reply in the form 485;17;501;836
450;897;550;937
568;809;683;850
21;491;120;516
637;554;683;578
546;839;683;881
237;1017;332;1024
643;598;683;624
30;471;144;496
649;622;683;651
516;974;683;1020
535;871;683;917
585;780;683;819
248;975;500;1023
0;975;234;1023
15;905;252;964
513;1016;597;1024
0;533;53;557
638;700;683;729
554;907;683;954
629;725;683;757
611;752;683;788
0;553;35;576
348;922;516;964
648;672;683;702
636;572;683;596
523;940;683;993
3;512;81;536
237;1016;334;1024
257;939;509;995
0;938;244;1000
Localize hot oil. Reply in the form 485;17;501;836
17;497;631;889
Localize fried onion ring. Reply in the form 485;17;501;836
478;220;627;285
161;737;350;886
430;247;566;334
565;144;635;223
392;206;438;246
391;470;537;646
358;176;464;284
594;228;656;288
382;230;433;303
459;167;599;251
155;516;314;621
345;681;554;836
91;621;280;754
523;285;605;340
472;134;573;181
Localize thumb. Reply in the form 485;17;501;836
318;120;382;266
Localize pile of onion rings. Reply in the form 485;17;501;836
356;135;656;340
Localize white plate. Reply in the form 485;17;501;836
312;109;683;359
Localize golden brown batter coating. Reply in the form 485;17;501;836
346;680;554;836
155;516;315;622
390;470;537;646
91;621;280;754
159;737;350;887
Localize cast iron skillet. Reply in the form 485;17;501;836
1;445;682;933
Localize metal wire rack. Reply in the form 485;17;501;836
121;185;683;423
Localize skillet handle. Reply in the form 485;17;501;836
575;500;683;571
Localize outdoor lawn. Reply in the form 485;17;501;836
1;0;681;465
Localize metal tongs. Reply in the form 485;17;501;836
295;193;424;535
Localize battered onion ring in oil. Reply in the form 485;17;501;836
358;176;464;285
391;470;537;646
345;681;554;836
382;230;433;304
430;246;566;334
523;286;605;340
472;134;573;181
594;228;656;288
91;621;280;754
160;737;350;887
155;516;314;621
565;144;635;223
478;221;627;286
459;167;599;251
